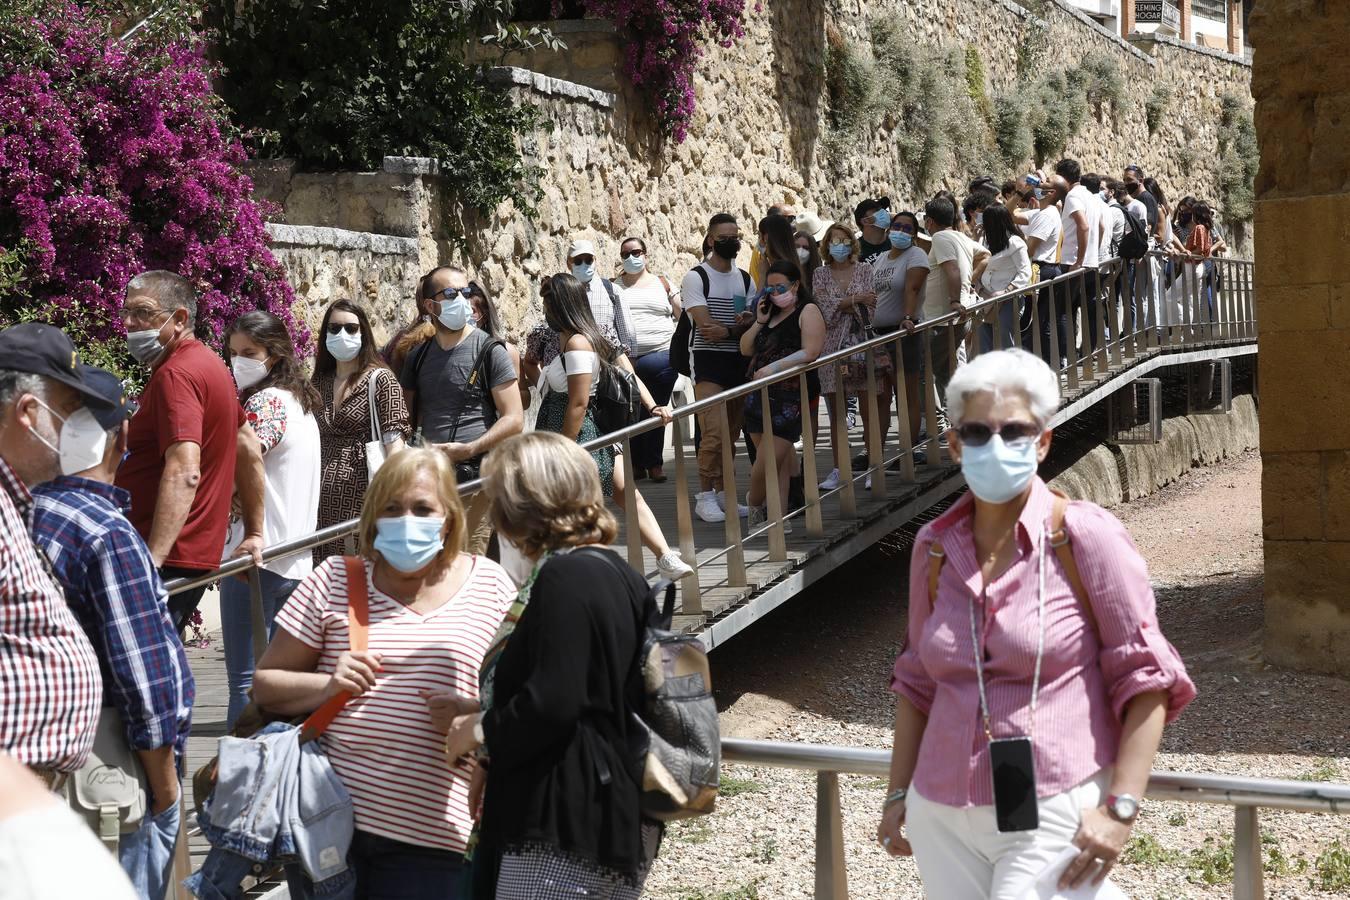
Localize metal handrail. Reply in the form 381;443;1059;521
165;250;1257;605
722;737;1345;900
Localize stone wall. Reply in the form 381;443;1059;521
1250;0;1350;676
249;0;1253;341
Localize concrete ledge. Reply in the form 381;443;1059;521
1129;30;1251;68
381;156;440;176
485;65;615;108
1050;394;1259;507
265;223;419;256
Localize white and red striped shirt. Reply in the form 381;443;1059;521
0;457;102;772
274;555;514;852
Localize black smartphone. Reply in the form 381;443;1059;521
989;737;1039;832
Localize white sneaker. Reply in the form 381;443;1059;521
865;474;873;490
819;468;842;491
716;490;749;518
657;550;694;581
695;491;725;523
746;505;767;529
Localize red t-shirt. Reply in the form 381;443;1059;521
116;338;245;571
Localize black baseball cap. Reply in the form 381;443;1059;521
0;323;115;411
854;196;891;224
81;367;137;430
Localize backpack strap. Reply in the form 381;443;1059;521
740;268;753;294
922;494;1099;644
406;337;435;433
299;556;371;743
696;264;711;301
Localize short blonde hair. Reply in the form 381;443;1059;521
481;432;617;558
357;448;467;566
821;223;858;261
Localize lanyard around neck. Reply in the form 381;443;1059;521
968;526;1048;743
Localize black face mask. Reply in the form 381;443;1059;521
712;237;742;260
1178;213;1193;225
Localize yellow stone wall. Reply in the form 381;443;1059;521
1252;1;1350;675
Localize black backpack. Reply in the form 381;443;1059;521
670;265;753;378
1117;206;1149;261
591;358;642;436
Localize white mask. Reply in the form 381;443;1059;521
497;536;536;587
326;329;362;362
31;400;109;477
232;356;270;392
796;247;811;264
621;254;646;275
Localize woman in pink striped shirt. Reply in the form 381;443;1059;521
878;349;1196;899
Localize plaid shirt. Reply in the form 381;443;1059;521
0;458;102;772
32;476;194;760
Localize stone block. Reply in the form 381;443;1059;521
1264;539;1350;675
1260;450;1323;541
1255;283;1328;332
1254;195;1349;288
1321;450;1350;541
1327;281;1350;330
1256;329;1350;452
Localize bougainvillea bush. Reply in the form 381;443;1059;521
555;0;751;142
0;0;303;383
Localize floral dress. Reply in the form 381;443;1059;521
312;367;409;564
812;261;878;394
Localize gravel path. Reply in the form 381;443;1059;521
644;452;1350;899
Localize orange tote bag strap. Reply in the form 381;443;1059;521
299;556;371;743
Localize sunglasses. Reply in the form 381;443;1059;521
326;322;361;335
764;284;793;295
890;223;917;234
620;249;645;259
433;287;474;300
957;421;1041;448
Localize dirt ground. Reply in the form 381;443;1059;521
644;451;1350;899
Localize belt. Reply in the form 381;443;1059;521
29;766;70;793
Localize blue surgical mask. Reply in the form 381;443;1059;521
373;515;446;573
571;262;596;284
959;434;1040;504
888;231;913;250
436;297;472;331
872;209;892;230
828;243;851;261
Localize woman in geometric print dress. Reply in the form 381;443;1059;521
311;299;409;565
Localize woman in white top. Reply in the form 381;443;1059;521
534;273;693;582
614;236;680;483
976;204;1033;354
223;310;323;728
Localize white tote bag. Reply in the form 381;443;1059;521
365;370;388;484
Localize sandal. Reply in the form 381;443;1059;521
647;466;668;483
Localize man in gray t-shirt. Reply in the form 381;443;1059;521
399;265;524;552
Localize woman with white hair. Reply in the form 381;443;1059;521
876;349;1195;898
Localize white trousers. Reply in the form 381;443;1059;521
907;769;1124;900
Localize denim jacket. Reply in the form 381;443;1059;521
185;723;354;899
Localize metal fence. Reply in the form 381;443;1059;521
166;250;1258;633
722;737;1349;900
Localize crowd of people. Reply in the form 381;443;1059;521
0;154;1217;900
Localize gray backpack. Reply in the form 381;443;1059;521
588;551;721;821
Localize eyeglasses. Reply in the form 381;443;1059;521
957;421;1041;448
619;249;645;259
764;284;792;295
326;322;361;335
123;303;168;324
433;287;474;300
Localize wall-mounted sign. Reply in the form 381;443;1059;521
1137;0;1182;31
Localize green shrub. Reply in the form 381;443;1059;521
1079;52;1126;111
964;45;993;122
1315;840;1350;892
1146;83;1171;135
1016;0;1051;76
993;98;1032;168
1217;92;1258;224
209;0;545;218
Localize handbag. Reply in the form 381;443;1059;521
365;370;388;484
67;708;149;851
192;557;371;814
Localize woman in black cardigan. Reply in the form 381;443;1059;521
444;431;659;898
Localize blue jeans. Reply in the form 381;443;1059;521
349;830;468;899
120;797;180;900
220;569;300;728
631;349;677;471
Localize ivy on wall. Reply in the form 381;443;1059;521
1217;92;1257;224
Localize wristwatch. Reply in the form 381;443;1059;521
1106;793;1140;823
882;787;908;810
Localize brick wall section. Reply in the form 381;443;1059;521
1252;0;1350;675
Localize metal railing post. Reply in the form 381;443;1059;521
798;373;825;537
247;567;267;662
1233;805;1265;900
814;771;848;900
669;415;702;614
